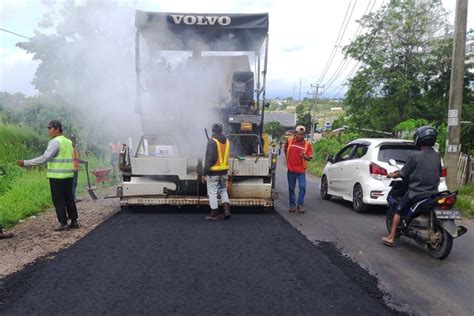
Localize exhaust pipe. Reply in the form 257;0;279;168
457;226;468;238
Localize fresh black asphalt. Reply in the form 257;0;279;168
0;208;400;315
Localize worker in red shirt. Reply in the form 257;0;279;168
284;125;313;213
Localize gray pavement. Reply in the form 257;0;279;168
274;160;474;316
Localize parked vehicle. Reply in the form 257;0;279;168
385;159;467;259
320;139;448;212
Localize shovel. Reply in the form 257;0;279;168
84;162;98;200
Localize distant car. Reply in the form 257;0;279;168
320;138;448;212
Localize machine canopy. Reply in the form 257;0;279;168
135;11;268;51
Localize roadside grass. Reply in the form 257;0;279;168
307;132;361;178
0;122;112;228
307;160;325;178
457;185;474;218
0;169;52;227
0;156;111;228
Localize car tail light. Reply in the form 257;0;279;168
441;166;447;178
369;162;387;180
438;195;456;210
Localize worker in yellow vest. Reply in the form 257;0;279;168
17;120;79;231
201;122;231;221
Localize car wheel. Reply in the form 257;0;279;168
352;183;368;213
320;175;332;200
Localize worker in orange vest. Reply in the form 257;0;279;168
201;122;231;221
284;125;313;213
70;134;87;202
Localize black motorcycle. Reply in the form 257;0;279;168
386;159;467;260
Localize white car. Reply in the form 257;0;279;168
320;138;448;212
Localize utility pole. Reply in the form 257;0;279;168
307;84;323;142
298;78;302;101
445;0;468;190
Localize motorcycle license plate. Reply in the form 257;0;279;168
435;208;462;220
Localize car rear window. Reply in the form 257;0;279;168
378;144;417;164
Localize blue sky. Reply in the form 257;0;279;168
0;0;471;99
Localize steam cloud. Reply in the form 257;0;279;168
30;2;259;158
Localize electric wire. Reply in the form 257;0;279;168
0;28;31;40
316;1;355;85
322;0;375;93
328;0;387;98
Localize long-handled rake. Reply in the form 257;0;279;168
84;162;98;200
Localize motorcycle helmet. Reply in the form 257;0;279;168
413;126;437;148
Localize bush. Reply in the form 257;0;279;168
457;185;474;218
0;122;113;228
0;169;52;227
307;132;361;177
0;123;47;195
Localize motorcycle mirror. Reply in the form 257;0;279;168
388;159;397;166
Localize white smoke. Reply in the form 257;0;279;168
29;2;263;158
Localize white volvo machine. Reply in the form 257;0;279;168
117;11;277;209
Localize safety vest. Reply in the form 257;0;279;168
47;135;74;179
286;137;310;169
210;138;230;172
73;146;79;172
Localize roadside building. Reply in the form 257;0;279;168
264;112;296;132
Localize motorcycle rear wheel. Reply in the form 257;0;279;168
426;222;453;260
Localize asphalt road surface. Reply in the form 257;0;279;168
1;160;471;315
274;161;474;316
0;204;398;314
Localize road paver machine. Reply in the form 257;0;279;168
117;11;277;209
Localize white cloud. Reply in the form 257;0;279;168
0;0;471;98
0;49;39;95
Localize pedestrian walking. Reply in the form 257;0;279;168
0;226;13;239
17;120;79;231
70;134;87;202
201;122;231;221
284;125;313;213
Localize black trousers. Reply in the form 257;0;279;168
49;178;78;224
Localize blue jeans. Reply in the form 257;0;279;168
287;171;306;208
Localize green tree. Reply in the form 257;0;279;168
263;121;286;141
296;112;312;133
344;0;453;132
16;1;139;148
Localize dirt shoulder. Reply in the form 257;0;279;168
0;187;119;278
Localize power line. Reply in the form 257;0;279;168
333;61;361;98
0;28;31;40
321;0;376;93
318;0;357;84
316;1;356;85
328;0;387;98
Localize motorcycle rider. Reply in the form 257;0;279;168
382;126;442;247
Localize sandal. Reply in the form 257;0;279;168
382;237;395;247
